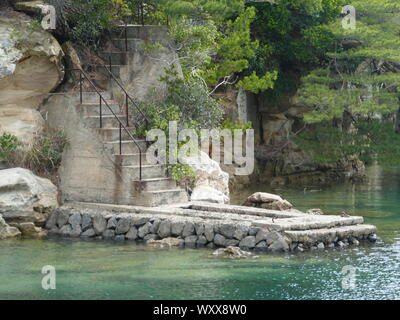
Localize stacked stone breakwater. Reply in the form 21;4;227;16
45;202;378;253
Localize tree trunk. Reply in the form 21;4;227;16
395;108;400;133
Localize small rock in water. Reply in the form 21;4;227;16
239;236;256;249
81;228;96;238
337;241;345;248
147;237;181;248
196;235;208;247
213;233;226;247
143;234;158;242
255;241;268;251
306;208;324;215
184;235;198;248
114;235;125;241
367;233;377;243
107;217;118;229
102;229;115;239
225;239;239;247
317;242;325;250
212;246;253;258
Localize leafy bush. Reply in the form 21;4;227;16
7;129;68;184
131;71;224;137
168;163;197;190
67;0;130;47
0;133;18;161
221;119;252;132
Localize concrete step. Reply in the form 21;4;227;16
111;38;158;51
82;114;128;129
262;215;365;232
105;139;147;154
111;25;169;42
76;102;121;117
93;65;121;78
133;177;177;192
96;127;136;141
140;189;189;207
113;153;152;166
122;164;167;179
188;202;304;219
98;52;127;65
70;91;112;104
92;78;110;91
284;224;377;245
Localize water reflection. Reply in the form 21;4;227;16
231;165;400;243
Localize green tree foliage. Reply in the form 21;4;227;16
66;0;130;46
246;0;343;100
165;2;276;93
298;0;400;123
293;120;400;165
131;69;224;137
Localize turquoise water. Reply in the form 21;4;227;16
0;165;399;300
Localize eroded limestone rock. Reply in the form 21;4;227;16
0;14;64;146
244;192;293;211
0;168;58;225
17;222;48;238
0;214;21;239
182;151;230;204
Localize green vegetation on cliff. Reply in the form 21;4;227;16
48;0;400;166
295;0;400;164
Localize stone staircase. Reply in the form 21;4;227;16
73;90;188;207
69;26;188;207
94;26;168;79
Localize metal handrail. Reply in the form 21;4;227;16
72;68;144;180
103;57;148;128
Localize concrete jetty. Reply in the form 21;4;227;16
45;201;378;252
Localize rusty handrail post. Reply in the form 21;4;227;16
124;23;128;52
101;64;148;122
70;68;145;181
79;72;83;104
125;93;129;127
139;148;142;180
108;55;112;80
119;122;122;155
99;95;102;128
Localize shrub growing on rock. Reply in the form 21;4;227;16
0;133;18;161
6;128;68;184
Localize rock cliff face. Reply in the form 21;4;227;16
0;12;64;146
225;86;365;187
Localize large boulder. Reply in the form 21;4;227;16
0;12;64;146
181;151;230;204
191;185;228;204
244;192;293;211
0;214;21;239
0;168;58;225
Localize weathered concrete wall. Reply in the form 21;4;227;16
115;26;182;102
41;93;139;205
